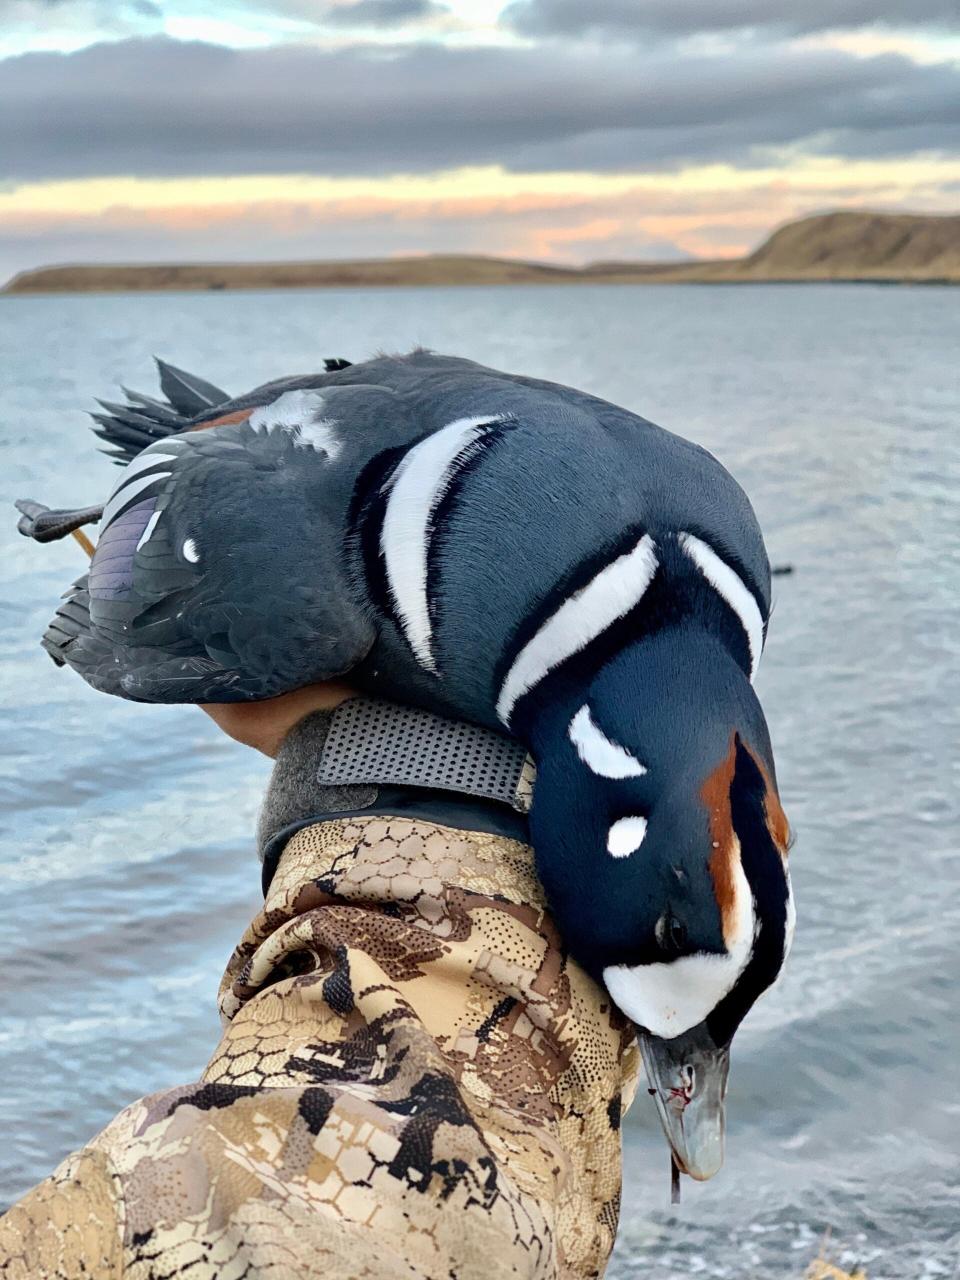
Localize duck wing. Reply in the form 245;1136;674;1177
46;382;413;702
89;357;354;465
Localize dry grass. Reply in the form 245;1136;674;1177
806;1229;868;1280
808;1262;868;1280
4;210;959;294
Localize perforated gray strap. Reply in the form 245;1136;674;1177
318;697;536;814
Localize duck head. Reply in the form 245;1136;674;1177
526;626;794;1180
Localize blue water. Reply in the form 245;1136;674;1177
1;284;958;1277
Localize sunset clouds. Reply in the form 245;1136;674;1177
1;0;958;282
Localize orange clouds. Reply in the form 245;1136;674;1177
2;157;959;283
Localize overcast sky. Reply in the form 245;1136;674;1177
1;0;958;281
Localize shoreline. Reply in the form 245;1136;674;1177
4;272;958;297
5;210;960;294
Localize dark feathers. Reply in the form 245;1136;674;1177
17;350;793;1124
87;359;230;465
155;359;230;417
88;370;198;465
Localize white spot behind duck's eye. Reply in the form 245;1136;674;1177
182;538;199;563
568;704;647;778
607;815;648;858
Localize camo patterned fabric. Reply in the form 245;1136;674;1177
0;815;640;1279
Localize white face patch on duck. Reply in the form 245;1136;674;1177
678;532;765;680
380;415;505;674
497;533;659;726
603;845;756;1037
568;704;648;779
248;390;343;458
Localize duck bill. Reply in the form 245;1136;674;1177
638;1022;730;1182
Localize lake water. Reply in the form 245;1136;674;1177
1;284;958;1278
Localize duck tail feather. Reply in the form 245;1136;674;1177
154;358;230;416
120;387;183;422
88;371;198;463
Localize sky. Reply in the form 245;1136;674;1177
1;0;959;282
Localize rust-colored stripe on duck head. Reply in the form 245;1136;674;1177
700;734;740;948
760;768;790;857
701;734;792;945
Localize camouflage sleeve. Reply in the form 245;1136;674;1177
0;1147;124;1279
2;738;639;1278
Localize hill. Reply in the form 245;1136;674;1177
731;210;960;281
4;211;959;294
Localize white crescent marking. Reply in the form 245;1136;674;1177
568;704;647;779
112;449;180;490
100;471;172;531
496;533;659;727
678;532;765;681
136;509;162;551
381;415;503;673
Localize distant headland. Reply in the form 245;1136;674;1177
4;211;959;294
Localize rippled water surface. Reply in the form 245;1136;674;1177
1;284;958;1277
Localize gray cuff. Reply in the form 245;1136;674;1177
256;707;377;861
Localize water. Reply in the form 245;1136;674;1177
1;284;958;1277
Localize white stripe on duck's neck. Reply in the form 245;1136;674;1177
496;533;659;727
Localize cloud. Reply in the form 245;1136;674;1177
0;0;159;21
501;0;960;39
325;0;448;25
1;35;958;186
0;0;163;55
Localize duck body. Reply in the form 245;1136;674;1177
20;350;794;1182
43;351;770;722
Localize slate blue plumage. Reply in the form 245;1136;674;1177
18;350;796;1182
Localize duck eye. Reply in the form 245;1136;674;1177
656;913;688;956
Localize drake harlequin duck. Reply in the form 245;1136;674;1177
17;351;795;1184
